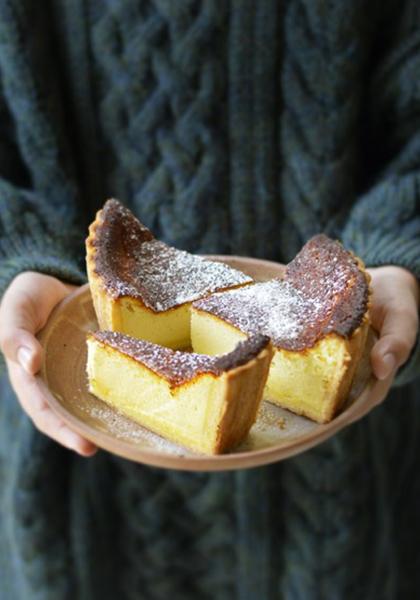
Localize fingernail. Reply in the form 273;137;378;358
17;346;33;373
378;353;396;380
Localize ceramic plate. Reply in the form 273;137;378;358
36;255;389;471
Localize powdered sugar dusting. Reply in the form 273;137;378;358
93;200;251;311
73;395;186;454
192;235;370;351
193;279;325;350
127;239;251;311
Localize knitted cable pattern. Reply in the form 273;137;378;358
6;419;74;599
387;387;420;599
0;1;79;221
341;0;420;283
90;0;229;253
67;452;124;600
280;0;371;260
279;388;420;599
224;0;281;259
0;1;419;598
277;5;398;595
279;424;375;600
113;461;236;600
0;0;86;303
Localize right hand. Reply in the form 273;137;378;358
0;271;98;456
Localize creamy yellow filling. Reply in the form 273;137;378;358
190;308;350;423
116;299;191;349
87;338;228;454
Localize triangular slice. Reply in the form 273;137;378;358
191;235;371;423
86;199;252;349
86;331;273;454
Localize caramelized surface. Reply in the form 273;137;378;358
90;330;270;387
193;235;370;351
285;234;370;342
88;199;251;311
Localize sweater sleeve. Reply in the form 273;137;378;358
341;176;420;386
0;9;87;300
341;3;420;385
0;179;86;299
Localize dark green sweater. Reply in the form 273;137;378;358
0;1;419;599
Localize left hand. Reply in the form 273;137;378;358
367;266;419;381
0;272;98;456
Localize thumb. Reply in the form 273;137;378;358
0;273;69;375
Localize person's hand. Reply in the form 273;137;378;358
0;271;98;456
368;266;419;381
342;265;419;425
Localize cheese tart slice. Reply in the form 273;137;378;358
86;331;273;454
191;235;371;424
86;199;252;349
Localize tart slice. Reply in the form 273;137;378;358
86;331;273;454
191;235;371;424
86;199;252;349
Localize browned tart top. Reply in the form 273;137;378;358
87;199;251;311
90;331;271;387
193;235;370;351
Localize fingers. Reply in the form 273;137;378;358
1;329;44;375
371;301;419;380
0;290;41;374
0;272;69;375
0;273;93;456
7;359;98;457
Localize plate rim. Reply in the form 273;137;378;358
36;256;388;471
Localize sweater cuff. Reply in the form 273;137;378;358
0;251;86;302
0;230;87;296
341;230;420;386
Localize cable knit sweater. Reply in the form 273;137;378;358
0;1;419;599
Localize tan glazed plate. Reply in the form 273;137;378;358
36;255;391;471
